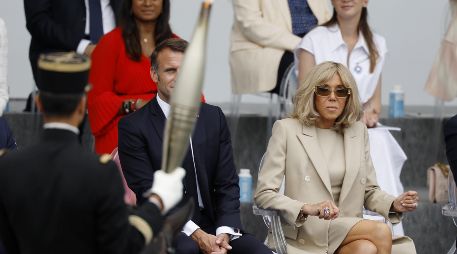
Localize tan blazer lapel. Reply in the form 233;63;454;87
339;124;362;204
297;125;333;197
278;0;292;32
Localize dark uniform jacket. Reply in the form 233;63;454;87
118;98;242;230
0;128;162;254
24;0;121;83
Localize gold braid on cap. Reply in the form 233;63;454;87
38;52;91;73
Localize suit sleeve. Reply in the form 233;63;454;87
0;198;20;254
361;125;400;223
24;0;84;50
232;0;300;51
213;108;242;229
254;120;305;227
94;161;163;253
445;115;457;184
118;117;155;205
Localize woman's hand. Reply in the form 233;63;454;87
362;108;379;128
391;191;419;213
302;200;339;220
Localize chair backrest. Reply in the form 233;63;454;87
110;148;137;206
449;170;456;208
278;63;298;118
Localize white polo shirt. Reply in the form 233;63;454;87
295;25;387;104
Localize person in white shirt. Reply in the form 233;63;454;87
0;18;8;115
295;0;409;238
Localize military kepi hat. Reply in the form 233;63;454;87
37;52;91;94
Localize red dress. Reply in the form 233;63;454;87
88;28;158;154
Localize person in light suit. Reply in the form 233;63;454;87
255;62;418;254
229;0;331;94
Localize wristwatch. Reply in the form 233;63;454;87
121;100;136;114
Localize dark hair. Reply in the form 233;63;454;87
39;92;83;117
118;0;173;61
324;7;379;73
150;38;188;72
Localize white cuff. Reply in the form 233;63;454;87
216;226;242;241
182;220;200;236
76;39;91;55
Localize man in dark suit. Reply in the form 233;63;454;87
0;117;16;150
24;0;120;83
118;38;271;254
0;52;185;254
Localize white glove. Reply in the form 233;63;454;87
149;167;186;213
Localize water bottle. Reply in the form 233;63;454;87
389;85;404;118
238;168;253;203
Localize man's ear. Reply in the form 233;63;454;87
151;67;159;83
35;94;44;113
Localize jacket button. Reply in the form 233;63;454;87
360;178;366;184
298;239;305;244
304;176;311;182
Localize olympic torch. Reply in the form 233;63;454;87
161;0;212;173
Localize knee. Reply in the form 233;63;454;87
372;222;392;243
352;240;377;254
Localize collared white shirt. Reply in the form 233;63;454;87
295;25;387;103
76;0;116;54
43;122;80;135
0;18;8;115
156;94;242;239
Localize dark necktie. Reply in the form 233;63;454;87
89;0;104;43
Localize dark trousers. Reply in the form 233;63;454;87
174;232;271;254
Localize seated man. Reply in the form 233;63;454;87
0;116;16;150
119;38;271;254
0;52;185;254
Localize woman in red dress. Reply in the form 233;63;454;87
88;0;175;154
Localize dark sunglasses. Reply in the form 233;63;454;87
314;85;351;98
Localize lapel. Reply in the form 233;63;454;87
297;125;333;197
278;0;292;32
339;124;362;204
148;98;166;143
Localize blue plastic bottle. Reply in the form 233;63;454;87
239;168;252;203
389;85;404;118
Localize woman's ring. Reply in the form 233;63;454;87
323;207;330;216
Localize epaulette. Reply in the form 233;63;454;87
99;154;112;164
0;149;7;157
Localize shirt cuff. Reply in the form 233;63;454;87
76;39;91;55
216;226;242;241
182;220;200;236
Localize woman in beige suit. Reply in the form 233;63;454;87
230;0;331;94
255;62;418;254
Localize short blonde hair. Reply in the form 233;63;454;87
291;61;362;131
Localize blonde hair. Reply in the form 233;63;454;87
291;61;362;131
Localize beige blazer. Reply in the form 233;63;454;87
255;118;401;253
229;0;332;94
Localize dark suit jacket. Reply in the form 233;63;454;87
24;0;121;83
0;128;163;254
0;117;16;150
118;98;242;230
445;114;457;184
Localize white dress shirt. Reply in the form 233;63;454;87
0;18;8;115
76;0;116;54
43;122;80;134
156;94;242;239
295;25;387;103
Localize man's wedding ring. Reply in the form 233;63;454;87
323;207;330;216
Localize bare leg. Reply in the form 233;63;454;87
337;239;377;254
336;220;392;254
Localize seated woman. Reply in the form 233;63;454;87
88;0;175;154
255;62;418;254
295;0;407;235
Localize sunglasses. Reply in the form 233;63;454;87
314;85;351;98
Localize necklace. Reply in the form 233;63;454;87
142;38;148;43
353;57;369;74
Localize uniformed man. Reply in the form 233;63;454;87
0;52;185;254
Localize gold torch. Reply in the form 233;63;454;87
161;0;212;173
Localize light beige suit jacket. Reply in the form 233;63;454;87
229;0;332;94
255;118;401;254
